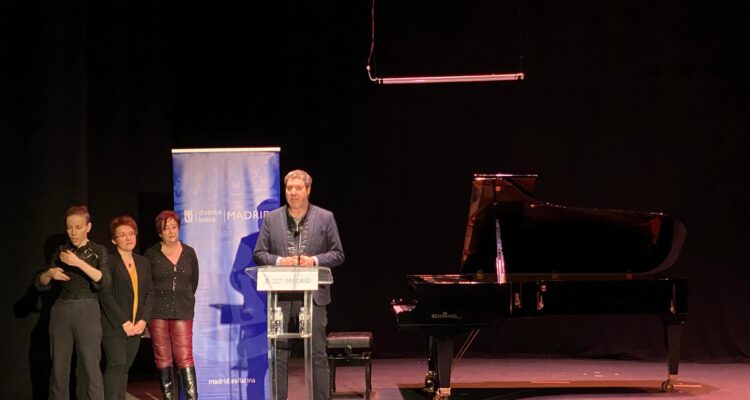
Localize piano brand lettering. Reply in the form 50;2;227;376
431;312;462;320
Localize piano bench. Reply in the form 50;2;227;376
326;331;373;399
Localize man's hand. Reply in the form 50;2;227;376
298;256;315;267
279;256;315;266
279;257;297;266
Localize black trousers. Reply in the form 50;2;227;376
102;334;141;400
49;298;103;400
274;301;329;400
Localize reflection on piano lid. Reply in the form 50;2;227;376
461;174;686;278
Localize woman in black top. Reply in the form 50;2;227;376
144;210;199;400
99;215;154;400
35;205;109;400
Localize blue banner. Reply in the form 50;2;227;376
172;148;280;399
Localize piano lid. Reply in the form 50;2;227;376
460;174;686;276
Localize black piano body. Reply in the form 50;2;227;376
392;174;687;397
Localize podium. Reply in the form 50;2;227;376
246;266;333;400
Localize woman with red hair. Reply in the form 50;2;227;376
144;210;200;400
99;215;154;400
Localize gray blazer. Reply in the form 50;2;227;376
253;204;344;305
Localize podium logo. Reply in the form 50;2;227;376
184;210;194;223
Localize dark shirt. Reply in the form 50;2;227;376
144;241;199;320
285;208;309;258
281;209;310;301
35;241;109;299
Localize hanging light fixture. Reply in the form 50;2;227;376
367;65;524;84
366;0;525;85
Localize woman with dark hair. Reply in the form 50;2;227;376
144;210;200;400
99;215;154;400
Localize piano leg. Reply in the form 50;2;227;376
436;335;454;398
426;334;454;398
426;335;437;393
662;317;684;391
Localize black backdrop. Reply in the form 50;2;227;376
2;1;749;398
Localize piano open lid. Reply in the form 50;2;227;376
460;174;686;276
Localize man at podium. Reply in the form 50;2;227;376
253;169;345;400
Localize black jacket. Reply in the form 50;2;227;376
99;252;154;337
144;242;199;320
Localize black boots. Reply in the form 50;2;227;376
159;365;198;400
180;366;198;400
158;367;176;400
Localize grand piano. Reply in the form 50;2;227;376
392;174;687;398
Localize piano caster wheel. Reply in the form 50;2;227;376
661;380;674;392
424;371;437;393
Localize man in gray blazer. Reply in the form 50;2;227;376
254;169;345;400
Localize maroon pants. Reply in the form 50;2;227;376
150;319;195;369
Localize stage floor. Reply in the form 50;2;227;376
126;357;750;399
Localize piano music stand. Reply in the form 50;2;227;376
246;266;333;400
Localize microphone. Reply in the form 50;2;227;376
294;225;301;265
